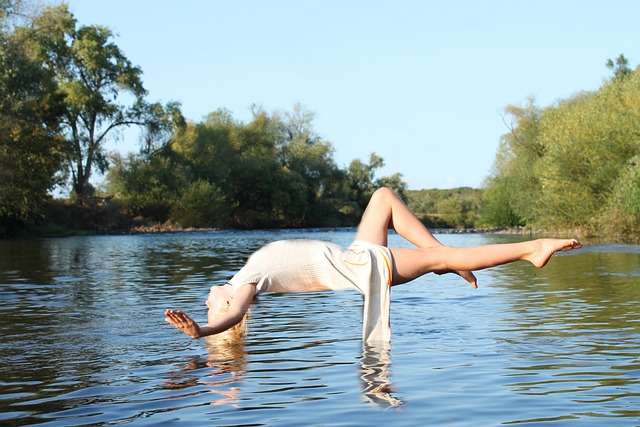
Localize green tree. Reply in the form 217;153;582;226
171;180;228;229
346;153;407;211
480;176;523;227
268;103;346;226
107;104;407;230
606;54;632;81
377;173;407;198
229;111;284;228
0;3;66;232
172;111;236;196
0;0;33;32
17;4;182;199
538;79;640;229
406;188;483;229
482;56;640;236
346;153;383;210
435;189;481;228
481;98;542;226
107;151;187;221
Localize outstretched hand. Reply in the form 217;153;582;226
165;309;201;339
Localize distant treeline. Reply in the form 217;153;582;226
2;2;639;239
406;188;482;229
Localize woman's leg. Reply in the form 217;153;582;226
390;239;581;285
355;187;479;286
354;187;444;248
355;187;581;288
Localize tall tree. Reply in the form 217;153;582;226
0;1;66;231
606;54;632;80
17;4;181;198
268;103;346;225
346;153;406;210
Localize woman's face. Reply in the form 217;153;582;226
205;286;217;309
206;285;232;323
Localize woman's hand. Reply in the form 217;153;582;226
166;284;257;340
165;309;202;339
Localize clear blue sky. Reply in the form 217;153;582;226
66;0;639;190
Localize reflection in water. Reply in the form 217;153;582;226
360;342;404;408
493;246;640;336
483;244;640;424
165;337;246;407
166;338;404;409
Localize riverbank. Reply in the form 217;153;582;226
2;199;616;242
20;221;592;242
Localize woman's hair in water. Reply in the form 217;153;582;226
217;307;249;344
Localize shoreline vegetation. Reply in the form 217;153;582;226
29;221;599;243
128;224;570;238
26;217;578;240
17;195;601;243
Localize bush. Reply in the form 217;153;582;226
170;180;228;228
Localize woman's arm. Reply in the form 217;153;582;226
165;284;256;339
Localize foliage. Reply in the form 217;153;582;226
170;180;228;229
482;56;640;238
607;54;632;80
346;153;407;212
479;176;523;227
108;105;407;229
0;6;66;234
107;151;186;221
406;188;483;228
481;98;542;226
1;2;413;233
13;4;183;199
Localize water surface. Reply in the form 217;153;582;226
1;230;639;426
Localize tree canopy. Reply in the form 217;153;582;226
12;3;182;199
107;104;406;229
0;1;65;231
0;1;183;234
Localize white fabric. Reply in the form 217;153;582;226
227;239;393;342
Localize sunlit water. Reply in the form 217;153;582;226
1;230;639;426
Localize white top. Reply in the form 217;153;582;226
227;239;393;342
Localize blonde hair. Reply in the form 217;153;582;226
215;306;249;344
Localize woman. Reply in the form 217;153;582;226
165;187;581;342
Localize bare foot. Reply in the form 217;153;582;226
434;269;478;288
457;270;478;289
526;239;582;268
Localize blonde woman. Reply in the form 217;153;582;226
165;187;581;342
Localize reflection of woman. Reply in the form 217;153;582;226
200;336;246;406
360;342;404;408
164;335;246;407
166;187;581;342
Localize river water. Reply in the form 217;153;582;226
0;229;639;426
